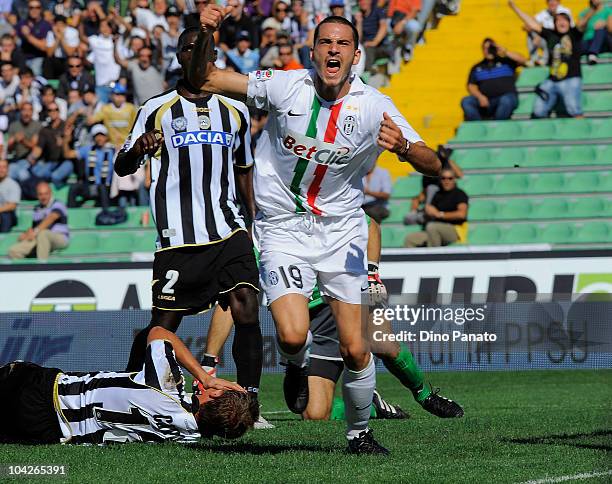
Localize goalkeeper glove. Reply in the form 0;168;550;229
367;262;388;307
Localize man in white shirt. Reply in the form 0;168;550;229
133;0;170;32
43;14;79;79
362;164;392;223
85;19;121;103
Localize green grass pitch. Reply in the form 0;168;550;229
1;369;610;483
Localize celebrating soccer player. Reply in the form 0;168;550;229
0;327;255;444
195;7;441;454
114;28;265;424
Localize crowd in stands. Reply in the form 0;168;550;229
462;0;611;122
0;0;454;259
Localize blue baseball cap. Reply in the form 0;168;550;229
330;0;344;7
111;83;127;95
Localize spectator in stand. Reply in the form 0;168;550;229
177;0;211;30
354;0;388;71
287;0;314;66
158;6;182;88
219;0;258;53
404;168;468;248
362;164;392;223
4;67;43;121
7;102;41;184
404;145;463;225
578;0;611;64
131;0;169;32
53;0;82;25
226;31;260;74
0;34;26;72
43;14;79;79
0;158;20;233
275;43;304;69
461;38;526;121
509;0;585;118
267;1;293;32
38;85;67;122
388;0;422;62
57;54;95;99
8;181;69;260
87;82;137;149
79;1;106;38
259;26;280;67
28;101;73;189
83;18;121;103
527;0;574;66
114;45;164;105
65;123;115;209
330;0;349;19
15;1;52;76
0;62;19;109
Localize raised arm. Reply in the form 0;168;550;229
193;4;249;98
508;0;542;33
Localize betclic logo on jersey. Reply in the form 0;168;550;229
171;131;234;149
283;130;353;166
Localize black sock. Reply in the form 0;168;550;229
126;325;153;372
232;323;263;396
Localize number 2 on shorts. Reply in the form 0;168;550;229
162;270;179;294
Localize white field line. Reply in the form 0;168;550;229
519;470;612;484
260;410;293;415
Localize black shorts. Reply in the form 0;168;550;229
0;362;63;444
152;230;259;315
309;304;344;383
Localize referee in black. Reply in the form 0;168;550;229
115;28;263;414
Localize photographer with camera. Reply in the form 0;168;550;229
460;38;526;121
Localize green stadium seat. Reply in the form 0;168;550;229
14;211;32;231
493;147;525;168
467;199;497;221
595;144;612;163
381;226;421;248
496;199;532;220
531;198;569;219
452;148;491;169
468;225;501;245
565;172;599;193
529;146;560;167
582;64;612;85
495;174;529;195
600;172;612;191
516;66;548;89
46;79;60;89
0;234;16;255
540;223;574;244
60;233;100;255
386;200;411;223
501;224;538;244
392;176;421;198
569;197;605;218
574;222;611;244
460;174;495;195
531;173;564;194
97;232;133;253
132;231;157;252
68;209;95;229
583;91;612;112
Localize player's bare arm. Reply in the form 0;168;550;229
235;166;257;222
193;5;248;98
147;326;245;393
378;112;441;176
114;129;163;176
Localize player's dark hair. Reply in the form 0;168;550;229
313;16;359;48
196;391;258;439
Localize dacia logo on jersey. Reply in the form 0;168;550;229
254;69;274;80
283;130;352;166
171;130;234;148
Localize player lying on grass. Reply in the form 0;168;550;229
195;6;441;455
0;327;257;445
202;220;463;421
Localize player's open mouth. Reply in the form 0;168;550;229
325;59;341;75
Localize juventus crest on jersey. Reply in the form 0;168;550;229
121;89;254;250
54;340;199;444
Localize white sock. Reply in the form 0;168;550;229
343;354;376;440
276;331;312;368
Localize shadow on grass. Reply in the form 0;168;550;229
187;441;338;455
502;429;612;452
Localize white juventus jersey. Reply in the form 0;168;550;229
54;340;199;444
121;86;254;250
246;69;422;219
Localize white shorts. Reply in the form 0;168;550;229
254;212;368;305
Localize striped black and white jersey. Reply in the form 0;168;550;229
54;340;199;444
121;86;253;250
